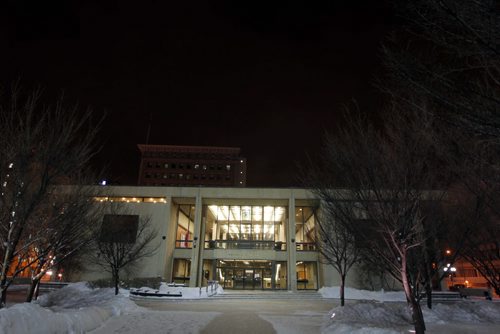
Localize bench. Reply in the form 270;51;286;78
458;288;492;300
420;291;462;301
130;289;182;297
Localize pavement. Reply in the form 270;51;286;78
135;298;335;334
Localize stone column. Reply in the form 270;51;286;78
189;189;203;287
287;191;297;291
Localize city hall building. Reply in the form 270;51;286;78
81;185;346;291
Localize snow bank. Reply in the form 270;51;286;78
319;286;406;302
0;283;140;334
322;297;500;333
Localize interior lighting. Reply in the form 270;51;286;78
46;270;53;276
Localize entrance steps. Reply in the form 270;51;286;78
210;290;323;300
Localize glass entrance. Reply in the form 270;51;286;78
216;260;283;290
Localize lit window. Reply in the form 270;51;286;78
226;165;231;171
194;164;200;169
164;163;169;168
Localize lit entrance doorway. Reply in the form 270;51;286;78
215;260;287;290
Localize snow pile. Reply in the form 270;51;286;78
0;283;139;334
319;286;406;302
322;301;412;334
322;298;500;333
130;282;224;300
422;301;500;325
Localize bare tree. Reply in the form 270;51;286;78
0;84;102;308
22;186;102;302
380;0;500;311
307;105;445;334
445;169;500;297
384;0;500;139
312;206;360;306
88;210;159;295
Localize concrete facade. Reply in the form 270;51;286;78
79;185;365;291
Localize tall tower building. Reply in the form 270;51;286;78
137;144;246;187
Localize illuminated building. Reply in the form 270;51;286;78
79;186;336;291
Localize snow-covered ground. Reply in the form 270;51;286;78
1;284;499;333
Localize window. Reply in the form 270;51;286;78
296;261;318;290
172;259;191;285
175;205;195;248
295;207;316;251
226;165;231;171
204;205;286;250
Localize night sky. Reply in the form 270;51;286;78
1;1;393;187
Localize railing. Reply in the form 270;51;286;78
296;242;316;251
202;280;219;296
175;240;193;249
204;240;286;251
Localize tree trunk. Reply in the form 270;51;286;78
402;250;426;334
340;274;346;306
0;246;13;309
0;287;7;309
113;270;120;295
26;278;41;302
34;280;41;300
425;283;433;309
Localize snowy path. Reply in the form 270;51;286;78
135;298;334;334
88;310;220;334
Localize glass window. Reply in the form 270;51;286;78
172;259;191;285
295;207;316;251
296;261;318;290
175;205;195;248
276;261;287;290
204;205;286;250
